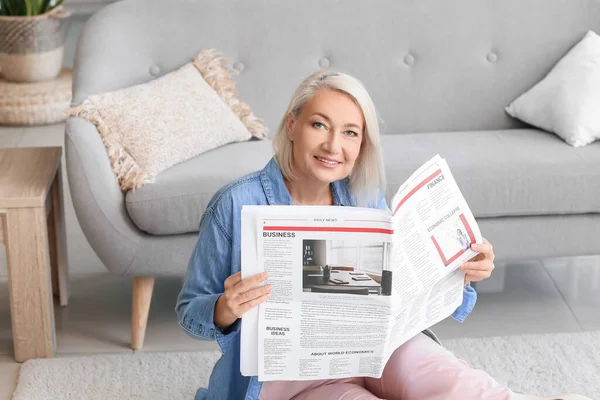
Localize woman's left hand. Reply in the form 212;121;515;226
459;237;495;286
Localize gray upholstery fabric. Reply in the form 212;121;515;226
94;214;600;277
479;214;600;263
126;140;273;235
127;213;600;275
66;116;200;276
72;0;600;133
126;129;600;235
383;129;600;218
66;117;141;274
66;0;600;276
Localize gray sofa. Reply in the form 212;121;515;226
66;0;600;349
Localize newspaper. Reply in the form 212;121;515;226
240;154;482;381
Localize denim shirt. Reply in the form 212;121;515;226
176;157;477;400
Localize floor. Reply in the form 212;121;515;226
1;123;599;399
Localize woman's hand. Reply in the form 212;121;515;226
459;237;495;286
214;272;272;330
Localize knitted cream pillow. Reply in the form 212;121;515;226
67;50;268;191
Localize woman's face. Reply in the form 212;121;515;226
287;88;364;185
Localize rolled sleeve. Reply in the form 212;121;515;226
177;293;221;341
177;294;241;352
451;284;477;323
375;191;390;212
176;210;239;353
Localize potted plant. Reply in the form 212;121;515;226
0;0;70;82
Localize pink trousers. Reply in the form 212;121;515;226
259;333;512;400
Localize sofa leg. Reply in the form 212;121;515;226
131;276;155;350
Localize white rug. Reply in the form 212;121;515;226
12;331;600;400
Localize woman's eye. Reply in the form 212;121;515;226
312;122;326;129
344;130;358;137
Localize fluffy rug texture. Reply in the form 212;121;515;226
443;331;600;398
12;331;600;399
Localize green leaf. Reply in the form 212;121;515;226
30;0;40;14
40;0;50;13
24;0;32;15
36;0;45;14
16;0;27;15
0;0;64;16
2;0;17;15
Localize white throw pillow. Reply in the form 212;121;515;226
67;50;268;191
505;30;600;147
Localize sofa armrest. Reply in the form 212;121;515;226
65;116;144;275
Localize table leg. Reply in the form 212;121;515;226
48;167;69;307
47;206;59;298
4;207;56;362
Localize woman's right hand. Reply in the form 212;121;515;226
214;271;272;331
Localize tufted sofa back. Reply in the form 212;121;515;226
72;0;600;134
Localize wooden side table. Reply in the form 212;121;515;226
0;147;69;362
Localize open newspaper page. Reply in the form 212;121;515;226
240;154;483;381
241;205;396;381
385;154;482;352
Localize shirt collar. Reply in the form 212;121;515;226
260;157;354;206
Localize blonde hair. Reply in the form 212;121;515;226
272;70;386;207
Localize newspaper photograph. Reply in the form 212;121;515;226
241;154;482;381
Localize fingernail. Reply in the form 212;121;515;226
471;243;478;249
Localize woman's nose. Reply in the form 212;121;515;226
322;131;341;154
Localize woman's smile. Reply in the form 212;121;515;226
314;155;342;168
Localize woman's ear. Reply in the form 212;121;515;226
286;114;295;142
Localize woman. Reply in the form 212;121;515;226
177;71;589;400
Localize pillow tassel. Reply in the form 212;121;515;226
67;99;148;191
193;50;268;139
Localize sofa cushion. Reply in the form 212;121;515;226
384;129;600;219
126;129;600;235
126;139;273;235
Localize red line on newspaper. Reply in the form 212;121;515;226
431;236;464;266
460;214;476;243
393;169;442;215
263;226;394;234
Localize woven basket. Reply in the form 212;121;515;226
0;67;72;126
0;6;70;83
